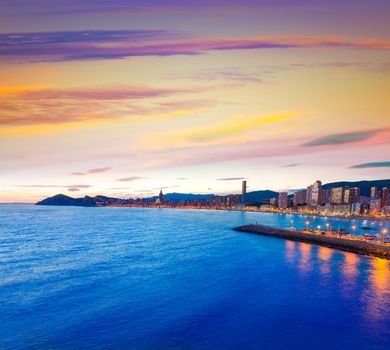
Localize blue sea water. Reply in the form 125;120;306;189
0;204;389;350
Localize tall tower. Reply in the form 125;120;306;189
371;186;377;199
159;190;164;203
241;180;247;205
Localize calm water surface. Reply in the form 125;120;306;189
0;205;389;349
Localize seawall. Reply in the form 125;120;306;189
233;224;390;260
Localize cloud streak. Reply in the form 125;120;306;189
117;176;148;182
216;177;246;181
71;167;111;175
303;130;380;146
350;161;390;168
1;31;390;63
0;84;208;131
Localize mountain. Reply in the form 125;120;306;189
322;179;390;197
148;192;216;202
36;194;99;206
244;190;278;203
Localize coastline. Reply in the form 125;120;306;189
233;224;390;260
33;201;390;222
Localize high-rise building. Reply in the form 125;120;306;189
331;187;345;204
370;198;381;214
278;192;288;209
306;180;322;206
344;187;360;204
371;186;378;199
319;188;331;205
241;180;247;205
293;191;306;206
380;187;389;208
306;185;312;205
159;190;164;203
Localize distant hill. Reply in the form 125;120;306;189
244;190;278;203
322;179;390;197
147;192;216;202
36;179;389;207
36;194;99;206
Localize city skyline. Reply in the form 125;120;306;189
1;1;390;202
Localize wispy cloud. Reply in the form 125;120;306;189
1;0;289;16
1;30;390;63
167;114;297;144
14;184;91;188
71;167;111;175
216;177;246;181
68;187;81;192
303;129;380;146
117;176;148;182
0;84;208;135
350;161;390;168
6;85;201;101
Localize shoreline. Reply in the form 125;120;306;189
233;224;390;260
32;202;390;222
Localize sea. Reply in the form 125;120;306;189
0;204;389;349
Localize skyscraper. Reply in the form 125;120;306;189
371;186;378;199
306;180;322;206
293;191;306;206
278;192;288;209
380;187;389;208
241;180;247;205
159;190;164;203
331;187;345;204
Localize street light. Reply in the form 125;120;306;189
306;221;311;231
382;228;388;243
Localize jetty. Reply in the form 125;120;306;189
233;224;390;260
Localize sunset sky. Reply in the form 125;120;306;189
1;0;389;202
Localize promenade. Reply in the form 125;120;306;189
234;224;390;260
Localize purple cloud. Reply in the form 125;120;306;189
302;129;380;146
1;30;389;63
0;1;331;15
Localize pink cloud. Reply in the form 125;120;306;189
68;187;81;192
1;31;390;63
0;85;209;127
117;176;148;182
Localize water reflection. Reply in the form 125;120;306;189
366;258;390;321
340;252;360;296
298;243;312;274
318;247;333;276
285;241;296;263
342;252;359;280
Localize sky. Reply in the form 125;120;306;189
0;0;389;202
